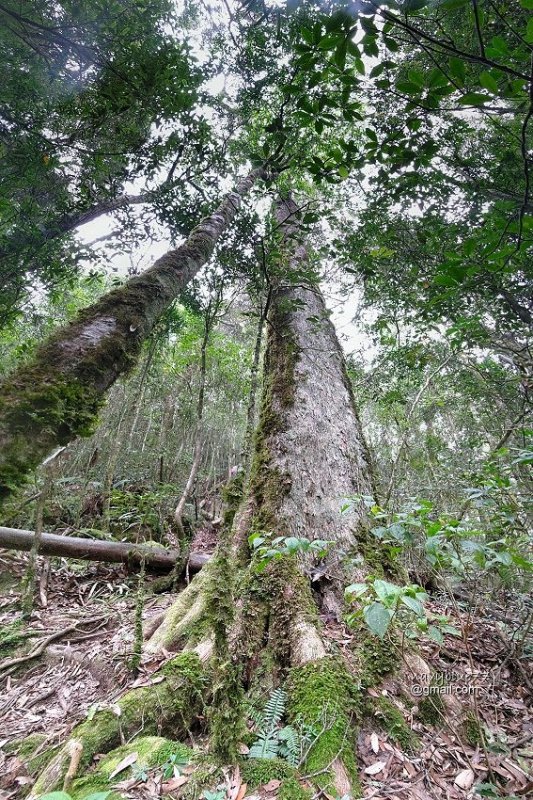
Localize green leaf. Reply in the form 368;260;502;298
521;0;533;7
345;582;368;598
427;625;444;644
338;165;349;178
39;794;72;800
458;92;490;105
396;80;420;95
364;602;392;639
401;595;425;617
527;18;533;43
448;57;466;85
318;33;342;50
85;793;112;800
479;70;499;94
373;579;401;604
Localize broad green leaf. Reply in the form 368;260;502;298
427;626;444;644
479;71;498;94
84;794;112;800
373;579;401;604
345;582;368;598
364;602;392;639
458;92;490;106
396;80;420;95
39;794;72;800
401;595;425;617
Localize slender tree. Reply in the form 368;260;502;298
0;168;264;500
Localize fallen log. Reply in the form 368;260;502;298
0;526;210;573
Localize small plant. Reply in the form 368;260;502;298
249;533;332;570
161;751;189;780
248;688;318;766
345;577;459;643
201;790;226;800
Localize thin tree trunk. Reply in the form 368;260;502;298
0;168;264;501
174;309;211;531
0;193;150;265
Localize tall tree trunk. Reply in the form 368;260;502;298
27;196;441;800
0;168;264;502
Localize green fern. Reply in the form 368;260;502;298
249;690;316;766
263;688;287;731
277;725;300;766
248;730;279;760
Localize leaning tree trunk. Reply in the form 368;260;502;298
0;168;264;502
27;196;444;799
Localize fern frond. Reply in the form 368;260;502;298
249;731;278;760
263;687;287;731
277;725;300;766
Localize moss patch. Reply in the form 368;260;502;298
5;733;51;776
69;737;189;800
279;777;312;800
287;657;361;795
369;697;419;752
240;758;295;788
66;651;205;774
417;693;445;726
463;711;484;746
350;621;399;688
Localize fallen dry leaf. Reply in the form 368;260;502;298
453;768;475;790
263;779;281;792
162;774;189;792
364;761;386;776
370;732;380;754
108;750;138;779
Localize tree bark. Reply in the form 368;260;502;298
0;525;210;572
0;168;264;502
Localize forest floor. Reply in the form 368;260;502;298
0;550;531;800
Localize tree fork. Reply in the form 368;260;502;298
0;167;265;501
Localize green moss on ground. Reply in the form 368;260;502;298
370;697;419;752
0;619;35;658
240;758;295;787
463;711;484;746
31;650;205;793
287;657;361;796
5;733;51;776
279;777;312;800
417;693;445;725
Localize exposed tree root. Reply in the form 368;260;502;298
28;648;208;796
